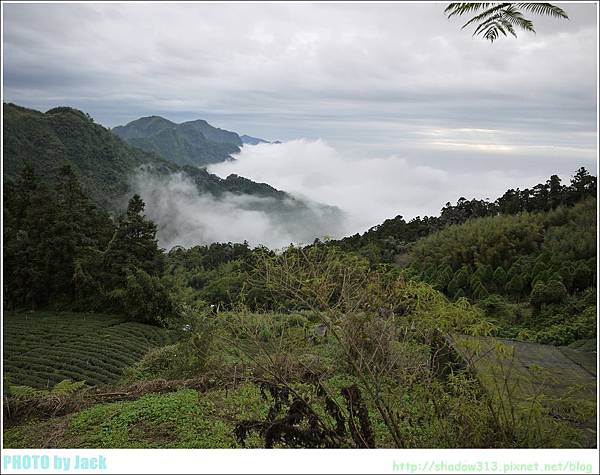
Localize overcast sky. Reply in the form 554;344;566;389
3;2;598;238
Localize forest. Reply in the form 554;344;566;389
2;102;597;449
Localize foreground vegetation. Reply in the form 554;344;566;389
4;305;593;448
3;249;595;448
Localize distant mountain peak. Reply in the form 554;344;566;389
240;134;270;146
112;115;242;167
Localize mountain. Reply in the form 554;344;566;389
240;134;270;145
112;116;242;167
3;103;345;243
3;103;170;210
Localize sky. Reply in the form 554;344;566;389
2;2;598;242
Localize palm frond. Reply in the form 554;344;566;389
483;24;501;42
446;2;569;42
445;3;495;18
461;3;511;29
502;6;535;33
499;18;518;38
476;18;513;42
473;13;505;36
515;3;568;19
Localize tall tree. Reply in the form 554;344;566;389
569;167;596;204
102;194;164;289
3;166;57;309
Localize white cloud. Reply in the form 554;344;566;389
130;170;346;249
209;140;551;235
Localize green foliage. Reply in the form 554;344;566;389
533;307;596;346
6;379;86;399
411;212;544;273
530;280;568;310
126;315;216;381
4;167;179;325
505;274;526;297
3;165;114;310
5;305;590;448
108;267;176;325
403;198;596;345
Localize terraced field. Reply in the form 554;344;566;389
3;312;178;389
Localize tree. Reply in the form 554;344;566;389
571;263;594;292
445;3;569;42
568;167;596;203
3;166;58;309
103;194;164;288
109;267;177;325
492;266;508;288
472;281;489;300
546;175;564;210
51;166;113;301
505;274;525;297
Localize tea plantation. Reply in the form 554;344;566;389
3;312;178;389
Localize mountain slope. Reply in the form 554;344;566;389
3;103;345;245
112;116;242;167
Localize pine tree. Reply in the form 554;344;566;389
103;194;164;290
4;166;59;309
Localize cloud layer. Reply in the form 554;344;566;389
3;3;597;245
131;170;347;249
210;140;553;234
4;4;597;162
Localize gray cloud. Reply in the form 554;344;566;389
3;2;597;239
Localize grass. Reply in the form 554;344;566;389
3;379;396;449
3;311;178;389
4;386;269;448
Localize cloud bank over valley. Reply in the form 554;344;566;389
131;170;347;249
209;140;553;236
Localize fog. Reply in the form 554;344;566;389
130;169;348;249
131;140;587;249
210;140;553;235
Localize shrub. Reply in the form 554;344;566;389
530;280;568;310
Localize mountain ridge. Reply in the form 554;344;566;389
240;134;270;145
112;115;242;167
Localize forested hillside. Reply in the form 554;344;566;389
332;168;596;264
314;169;597;346
3;103;167;210
112;115;242;167
3;103;343;240
409;199;596;345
